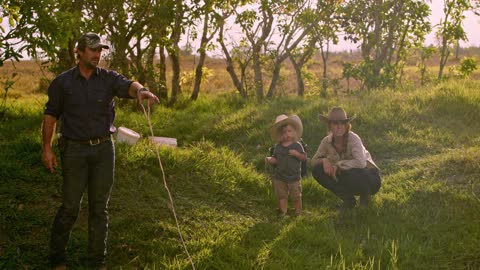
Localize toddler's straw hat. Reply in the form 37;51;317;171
270;114;303;142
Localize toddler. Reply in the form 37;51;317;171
266;114;306;217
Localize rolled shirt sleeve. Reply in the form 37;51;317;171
110;70;133;98
44;76;64;119
311;136;329;166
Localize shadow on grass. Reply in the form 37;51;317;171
225;178;480;269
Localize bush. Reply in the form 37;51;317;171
457;57;478;78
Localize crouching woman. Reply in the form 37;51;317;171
311;107;381;210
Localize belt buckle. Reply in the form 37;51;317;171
89;138;101;146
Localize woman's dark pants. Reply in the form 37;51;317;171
49;139;114;267
312;165;381;208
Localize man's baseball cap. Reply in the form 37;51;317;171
77;32;109;49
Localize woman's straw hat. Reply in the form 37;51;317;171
319;107;356;123
270;114;303;142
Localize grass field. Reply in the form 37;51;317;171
1;75;480;269
1;60;480;269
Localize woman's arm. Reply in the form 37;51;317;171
311;137;329;167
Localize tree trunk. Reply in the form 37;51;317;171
191;51;206;100
438;36;450;80
55;44;76;74
169;49;181;105
51;0;82;74
250;7;274;101
110;40;131;77
144;44;163;101
455;40;460;60
291;36;316;97
266;62;281;99
191;6;216;101
131;40;146;85
265;20;312;98
289;57;305;97
169;0;183;105
320;42;329;97
158;44;168;100
372;0;383;80
438;2;452;80
219;21;246;98
252;50;264;101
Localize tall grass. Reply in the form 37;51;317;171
1;80;480;269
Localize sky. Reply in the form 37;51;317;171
427;2;479;47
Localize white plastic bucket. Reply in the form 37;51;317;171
116;127;141;145
149;136;177;147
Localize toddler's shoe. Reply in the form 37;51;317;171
277;209;287;219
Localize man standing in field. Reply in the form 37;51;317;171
41;32;159;270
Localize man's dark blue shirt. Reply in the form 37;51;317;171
44;66;133;140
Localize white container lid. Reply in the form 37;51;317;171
116;126;141;145
149;136;177;147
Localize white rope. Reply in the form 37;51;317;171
138;97;196;270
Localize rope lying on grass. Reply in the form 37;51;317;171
138;97;196;270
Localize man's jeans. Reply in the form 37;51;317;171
49;139;114;267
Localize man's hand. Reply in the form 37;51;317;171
42;148;57;173
42;115;58;173
128;83;160;105
137;89;160;106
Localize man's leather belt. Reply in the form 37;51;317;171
67;136;111;146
